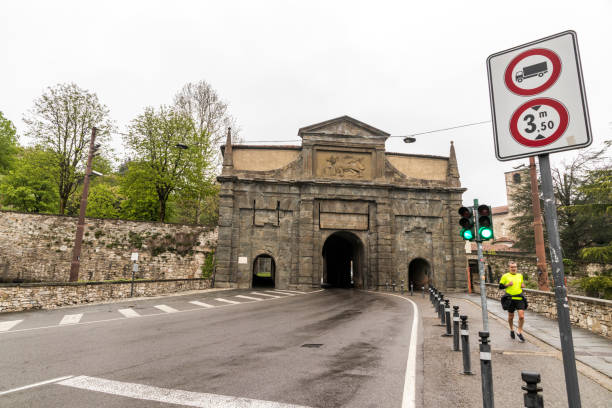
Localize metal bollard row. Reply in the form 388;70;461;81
442;299;452;337
479;331;494;408
460;315;473;375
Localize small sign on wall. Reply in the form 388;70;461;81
131;252;139;261
238;257;248;264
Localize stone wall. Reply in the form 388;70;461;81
0;211;217;283
474;283;612;339
0;278;212;313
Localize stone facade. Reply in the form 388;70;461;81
0;211;217;283
0;278;212;313
475;283;612;339
215;116;468;290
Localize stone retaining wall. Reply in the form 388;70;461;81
474;283;612;339
0;211;217;283
0;278;212;313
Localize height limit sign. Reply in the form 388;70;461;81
487;31;592;161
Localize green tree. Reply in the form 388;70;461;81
118;160;160;221
86;183;122;219
0;147;58;213
509;145;611;261
0;111;19;174
23;83;113;214
124;106;195;222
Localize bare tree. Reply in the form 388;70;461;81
24;83;113;214
173;80;239;223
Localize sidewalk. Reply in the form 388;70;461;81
459;292;612;379
416;292;611;408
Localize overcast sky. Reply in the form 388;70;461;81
2;0;611;207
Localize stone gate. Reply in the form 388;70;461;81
215;116;467;291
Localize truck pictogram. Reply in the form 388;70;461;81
515;61;548;82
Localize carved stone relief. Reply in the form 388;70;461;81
315;151;372;180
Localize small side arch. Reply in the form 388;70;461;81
252;253;276;288
408;258;430;289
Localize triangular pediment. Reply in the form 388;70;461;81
298;115;390;139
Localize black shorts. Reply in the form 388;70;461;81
508;298;526;313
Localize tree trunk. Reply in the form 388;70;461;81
159;199;166;222
59;197;67;215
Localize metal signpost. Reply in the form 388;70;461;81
487;30;592;407
473;199;489;332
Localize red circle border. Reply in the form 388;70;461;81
504;48;562;96
509;98;569;147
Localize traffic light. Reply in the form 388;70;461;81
477;204;494;241
458;206;475;240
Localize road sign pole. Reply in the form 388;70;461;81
474;199;489;332
538;153;581;407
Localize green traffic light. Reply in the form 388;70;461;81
461;228;474;240
479;226;493;240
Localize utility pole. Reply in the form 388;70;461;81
69;127;98;282
529;157;550;291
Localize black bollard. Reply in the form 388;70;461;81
429;288;433;303
401;280;404;294
522;371;544;408
460;315;473;375
452;306;460;351
410;282;414;296
385;281;389;291
442;300;452;336
437;294;443;319
422;286;425;298
392;281;396;292
479;331;494;408
439;295;446;325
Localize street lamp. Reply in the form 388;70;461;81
403;136;416;144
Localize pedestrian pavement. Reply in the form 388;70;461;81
457;292;612;379
416;291;611;407
0;289;310;334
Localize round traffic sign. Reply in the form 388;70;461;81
504;48;562;96
509;98;569;147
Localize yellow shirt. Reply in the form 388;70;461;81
500;272;523;299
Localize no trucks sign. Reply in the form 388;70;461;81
487;30;592;161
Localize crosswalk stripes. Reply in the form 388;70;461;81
250;291;280;298
268;290;295;296
189;301;215;308
274;289;306;294
154;305;178;313
235;295;264;301
215;298;240;305
59;314;83;325
118;308;141;318
0;320;23;332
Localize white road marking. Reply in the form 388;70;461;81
59;314;83;325
154;304;179;313
189;301;215;308
0;375;73;396
118;308;141;318
235;295;264;301
268;290;294;296
251;292;280;298
0;320;23;332
273;289;306;294
58;375;311;407
215;298;241;305
374;292;419;408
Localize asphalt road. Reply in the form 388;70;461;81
0;289;419;408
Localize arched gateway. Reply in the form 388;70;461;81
215;116;467;291
322;231;364;288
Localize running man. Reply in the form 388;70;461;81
499;261;526;342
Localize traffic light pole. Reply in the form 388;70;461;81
538;154;581;407
473;198;489;332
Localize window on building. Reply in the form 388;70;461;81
513;173;521;184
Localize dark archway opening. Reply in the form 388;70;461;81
252;254;275;288
468;260;479;291
408;258;430;290
322;232;363;288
